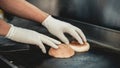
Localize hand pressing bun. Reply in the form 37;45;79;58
48;41;90;58
48;44;75;58
69;41;90;52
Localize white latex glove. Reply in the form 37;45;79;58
42;15;87;44
6;25;61;53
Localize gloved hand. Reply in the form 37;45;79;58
42;15;87;44
6;24;61;53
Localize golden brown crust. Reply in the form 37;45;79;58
69;41;90;52
48;44;75;58
48;41;90;58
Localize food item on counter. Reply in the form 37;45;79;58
69;41;90;52
48;41;90;58
48;44;75;58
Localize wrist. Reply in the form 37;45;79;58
42;15;54;26
0;20;11;36
38;13;49;23
40;13;49;22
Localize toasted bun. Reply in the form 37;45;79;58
48;44;75;58
69;41;90;52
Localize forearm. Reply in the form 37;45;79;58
0;19;10;36
0;0;49;23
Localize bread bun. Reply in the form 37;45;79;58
48;44;75;58
69;41;90;52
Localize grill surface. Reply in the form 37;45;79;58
0;17;120;68
1;44;120;68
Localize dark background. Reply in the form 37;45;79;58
27;0;120;30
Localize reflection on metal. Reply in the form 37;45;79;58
0;55;18;68
0;36;30;52
103;5;120;29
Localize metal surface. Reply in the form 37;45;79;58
1;43;120;68
0;36;30;52
0;55;18;68
0;0;120;68
0;17;119;68
54;16;120;52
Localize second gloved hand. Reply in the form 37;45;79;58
42;15;87;44
6;25;61;53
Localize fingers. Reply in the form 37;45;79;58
41;34;61;44
65;28;83;44
75;27;87;42
37;42;46;53
41;37;59;49
56;33;69;44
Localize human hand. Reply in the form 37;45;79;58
6;24;61;53
42;15;87;44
